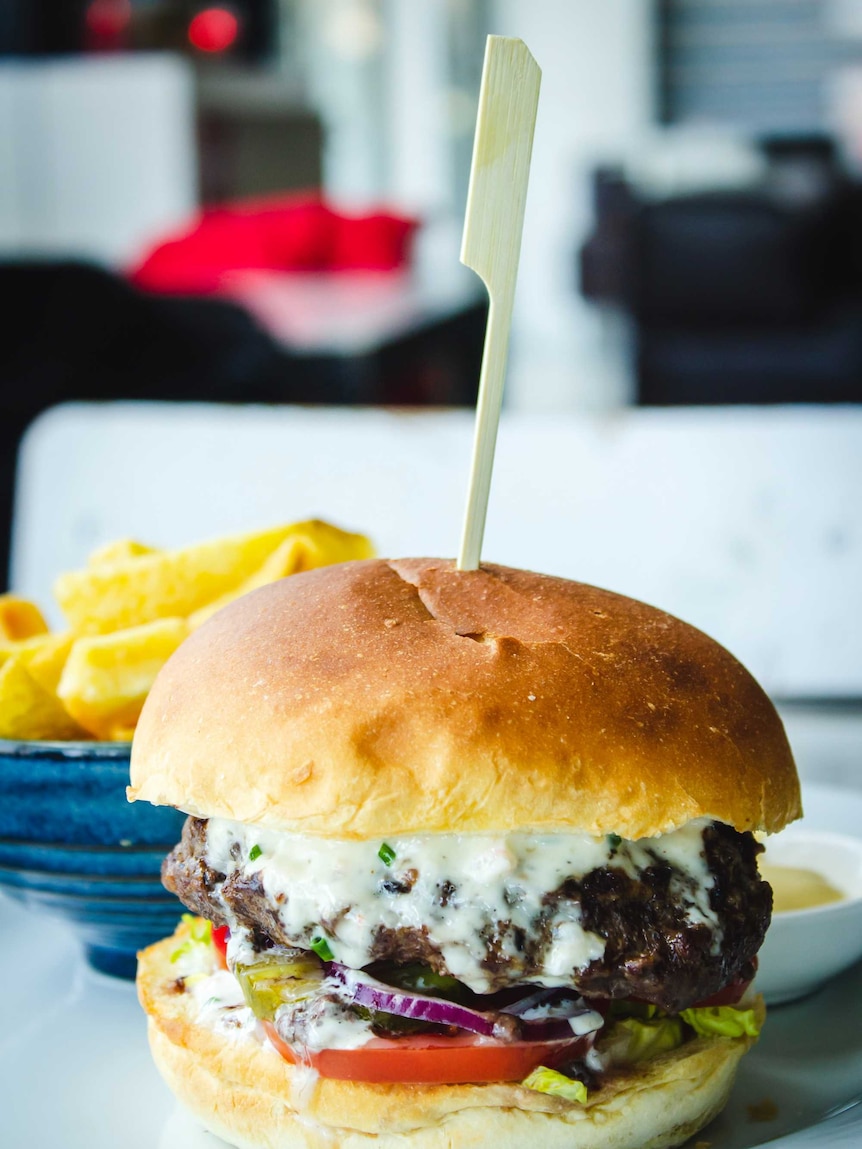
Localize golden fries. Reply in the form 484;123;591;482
87;539;159;566
0;655;87;741
1;519;373;741
55;520;371;635
0;632;74;695
0;594;49;641
189;520;375;627
58;617;190;741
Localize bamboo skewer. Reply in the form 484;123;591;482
456;36;541;571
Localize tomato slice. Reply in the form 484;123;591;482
261;1020;590;1083
212;925;229;971
692;975;752;1008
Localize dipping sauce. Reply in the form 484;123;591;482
760;863;846;913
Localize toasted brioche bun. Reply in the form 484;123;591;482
129;556;804;836
139;927;762;1149
129;559;799;839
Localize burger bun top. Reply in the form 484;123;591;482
129;558;800;840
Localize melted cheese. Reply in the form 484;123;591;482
205;818;720;993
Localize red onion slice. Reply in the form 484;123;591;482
502;987;562;1017
328;965;604;1045
521;1008;605;1042
509;990;605;1041
518;1017;583;1042
329;964;516;1039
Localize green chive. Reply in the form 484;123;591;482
378;842;396;866
310;935;334;962
607;833;622;850
249;844;262;862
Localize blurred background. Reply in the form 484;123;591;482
2;0;862;592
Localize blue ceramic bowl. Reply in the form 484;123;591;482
0;739;186;979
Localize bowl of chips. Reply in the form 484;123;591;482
0;519;373;977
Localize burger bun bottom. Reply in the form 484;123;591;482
138;930;761;1149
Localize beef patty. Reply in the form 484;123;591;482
162;817;770;1013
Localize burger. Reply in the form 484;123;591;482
130;558;800;1149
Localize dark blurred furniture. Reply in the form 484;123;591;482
197;72;323;203
0;261;486;589
1;0;279;60
580;139;862;405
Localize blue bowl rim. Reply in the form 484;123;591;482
0;739;131;760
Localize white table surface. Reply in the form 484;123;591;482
2;704;860;1148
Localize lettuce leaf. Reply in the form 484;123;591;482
171;914;213;963
521;1066;588;1104
603;1016;684;1065
680;1005;761;1039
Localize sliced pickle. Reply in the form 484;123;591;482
369;962;469;1001
352;1004;452;1037
235;951;324;1021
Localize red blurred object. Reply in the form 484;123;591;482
129;194;420;296
85;0;132;52
188;7;241;54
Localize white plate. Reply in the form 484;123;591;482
2;782;861;1149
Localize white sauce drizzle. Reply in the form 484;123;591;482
569;1009;606;1036
184;970;325;1109
275;987;377;1053
289;1064;321;1112
189;970;260;1042
205;818;720;992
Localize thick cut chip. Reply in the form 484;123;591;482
0;656;88;741
88;539;159;566
0;632;74;695
57;617;190;740
10;519;373;741
285;519;376;569
190;522;375;627
55;520;372;635
0;595;49;642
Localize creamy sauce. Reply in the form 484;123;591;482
568;1008;606;1036
289;1066;322;1116
276;986;377;1053
206;818;720;993
185;969;325;1108
189;970;262;1042
760;863;846;913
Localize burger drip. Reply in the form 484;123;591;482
162;816;771;1013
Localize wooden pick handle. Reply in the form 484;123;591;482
457;36;541;571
